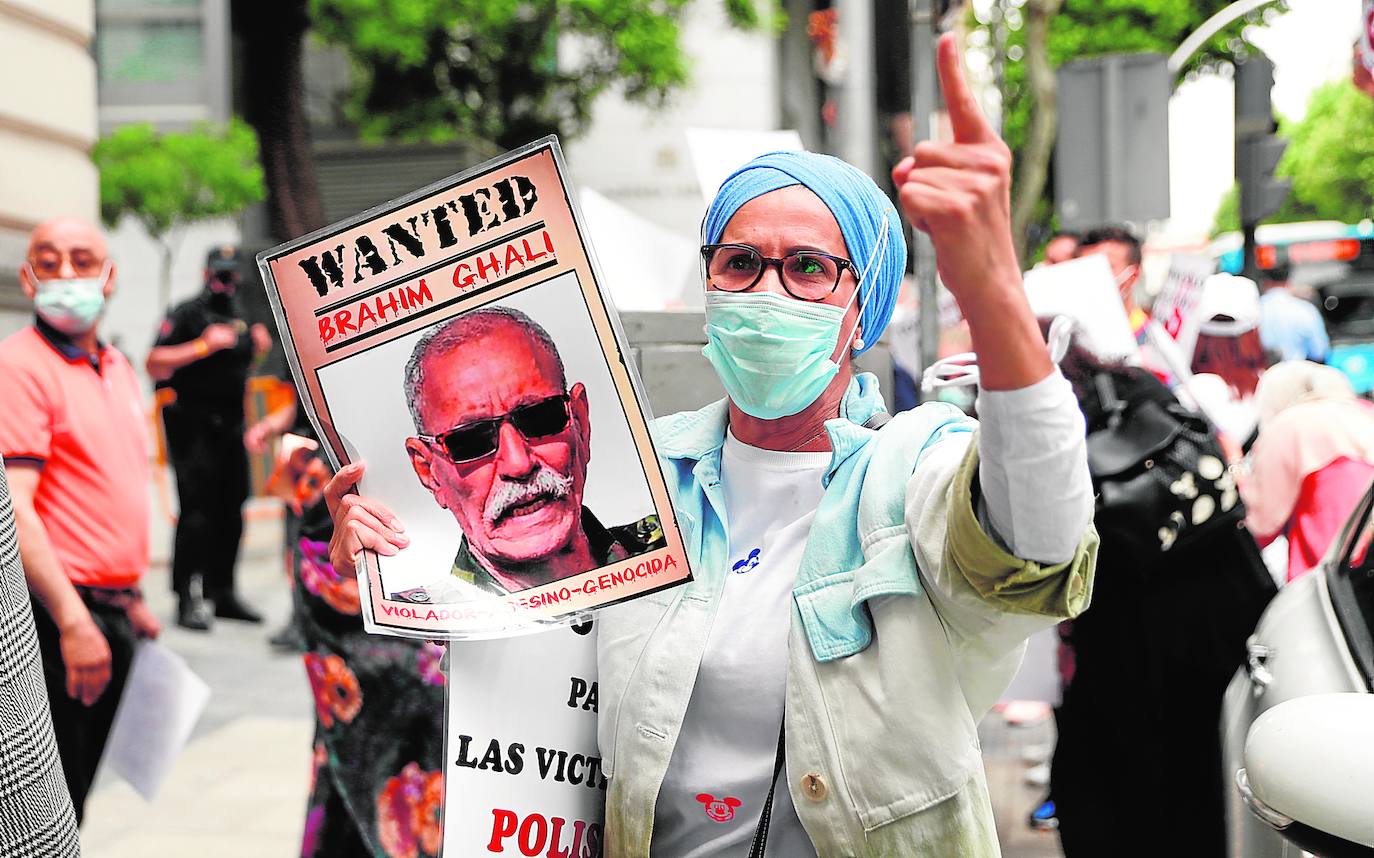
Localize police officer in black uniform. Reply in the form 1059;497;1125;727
147;246;271;630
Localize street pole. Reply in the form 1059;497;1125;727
836;0;880;177
910;0;940;391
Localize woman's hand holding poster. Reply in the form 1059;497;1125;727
258;138;691;641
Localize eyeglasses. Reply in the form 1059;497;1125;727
419;394;571;464
700;243;855;302
27;250;107;280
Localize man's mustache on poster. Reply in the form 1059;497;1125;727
486;466;574;525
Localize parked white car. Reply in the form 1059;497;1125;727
1222;480;1374;856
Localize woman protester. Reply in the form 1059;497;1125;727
324;36;1098;857
253;401;446;858
1243;360;1374;581
1179;272;1269;450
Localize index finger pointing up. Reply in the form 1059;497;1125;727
936;32;994;144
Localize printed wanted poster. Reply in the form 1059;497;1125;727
443;622;604;857
258;138;691;639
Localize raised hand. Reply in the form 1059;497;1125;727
892;33;1020;310
250;323;273;357
892;33;1050;391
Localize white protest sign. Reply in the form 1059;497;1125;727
685;127;804;204
1023;255;1138;361
1152;254;1215;341
101;640;211;800
578;187;696;311
444;623;603;856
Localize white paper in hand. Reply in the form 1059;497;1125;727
101;640;211;801
1023;255;1138;361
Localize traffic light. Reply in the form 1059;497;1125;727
1238;135;1290;224
1234;52;1290;226
1234;53;1278;137
1234;50;1290;277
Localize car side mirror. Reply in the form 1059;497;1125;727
1239;693;1374;857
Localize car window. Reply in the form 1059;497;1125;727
1343;490;1374;573
1332;482;1374;691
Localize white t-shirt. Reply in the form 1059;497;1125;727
651;370;1093;856
652;431;828;858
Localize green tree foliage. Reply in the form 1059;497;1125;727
307;0;768;149
1211;80;1374;235
1276;80;1374;223
974;0;1284;254
994;1;1265;152
1208;182;1317;236
92;119;265;304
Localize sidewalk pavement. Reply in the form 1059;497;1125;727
81;498;313;858
980;712;1065;858
77;491;1064;858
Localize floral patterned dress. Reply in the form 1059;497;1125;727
294;500;446;858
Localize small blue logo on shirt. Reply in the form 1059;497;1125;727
731;548;761;573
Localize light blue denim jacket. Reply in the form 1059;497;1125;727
597;373;1097;857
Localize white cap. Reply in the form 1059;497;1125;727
1195;272;1261;336
1176;272;1262;364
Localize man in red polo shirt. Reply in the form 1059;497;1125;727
0;217;158;823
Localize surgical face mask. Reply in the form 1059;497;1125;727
702;227;886;420
1113;264;1138;301
26;262;110;335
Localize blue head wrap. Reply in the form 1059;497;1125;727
702;151;906;355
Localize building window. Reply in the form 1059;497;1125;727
96;0;227;128
98;20;204;92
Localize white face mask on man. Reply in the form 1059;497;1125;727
25;262;111;335
1113;263;1139;302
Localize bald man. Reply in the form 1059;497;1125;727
0;218;158;823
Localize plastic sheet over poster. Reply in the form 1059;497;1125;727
257;138;691;639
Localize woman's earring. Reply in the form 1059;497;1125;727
852;329;865;352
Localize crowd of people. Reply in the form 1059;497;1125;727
2;33;1372;858
1002;221;1373;855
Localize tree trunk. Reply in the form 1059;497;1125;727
158;238;174;311
233;0;324;243
1010;0;1062;264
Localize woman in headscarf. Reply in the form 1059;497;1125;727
1243;360;1374;581
325;35;1098;857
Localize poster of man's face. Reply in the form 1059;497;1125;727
316;273;659;601
404;306;596;592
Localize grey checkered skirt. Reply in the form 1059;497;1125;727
0;463;79;857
